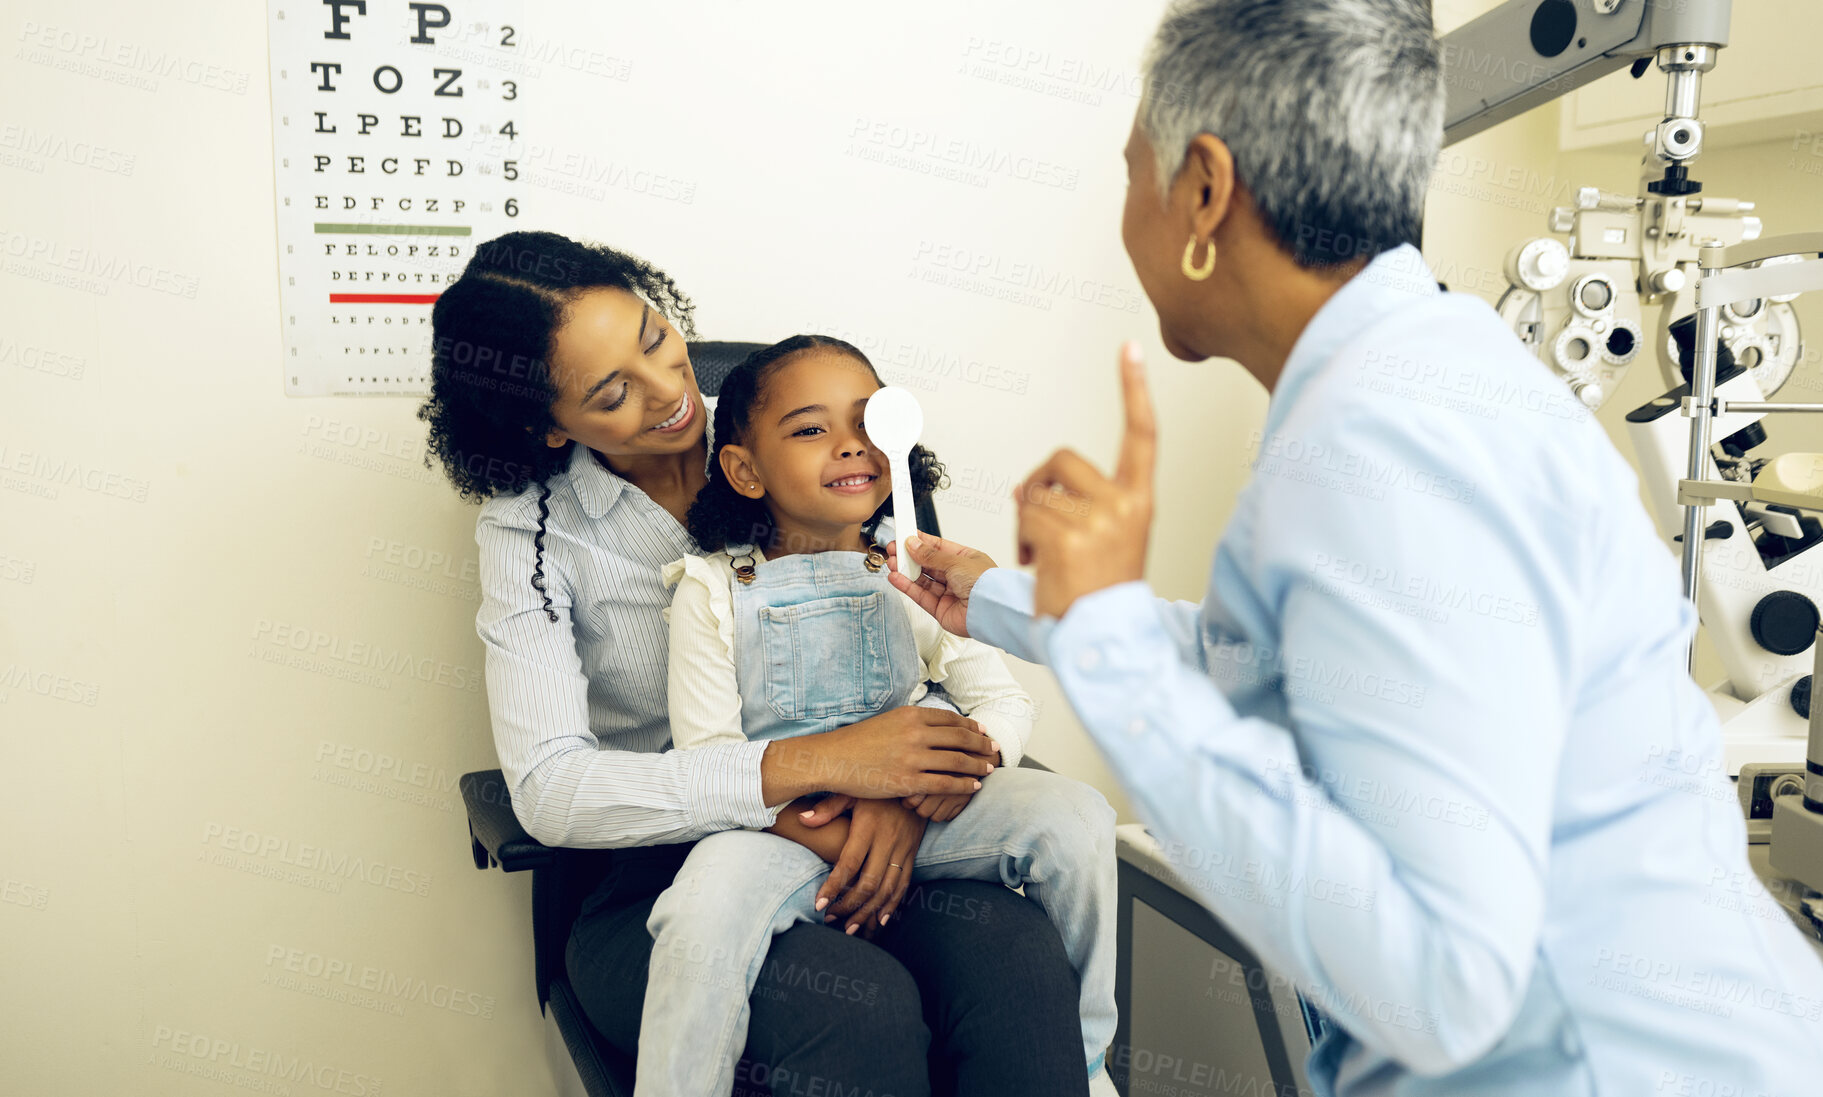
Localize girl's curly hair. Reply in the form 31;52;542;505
687;335;948;553
417;231;698;619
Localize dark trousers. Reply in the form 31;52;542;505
566;842;1090;1097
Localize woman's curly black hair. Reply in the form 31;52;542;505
686;334;948;553
417;230;698;619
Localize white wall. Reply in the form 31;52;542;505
0;0;1595;1093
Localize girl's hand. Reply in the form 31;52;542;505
901;791;973;822
795;793;855;828
817;798;927;938
1015;343;1157;618
886;535;997;638
764;796;851;864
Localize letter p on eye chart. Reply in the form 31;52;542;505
864;386;923;580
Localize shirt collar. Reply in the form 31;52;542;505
1268;244;1439;425
567;441;627;520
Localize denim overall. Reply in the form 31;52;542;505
636;544;1120;1097
727;543;920;744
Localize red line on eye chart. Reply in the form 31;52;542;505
328;294;442;304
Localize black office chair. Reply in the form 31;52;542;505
459;340;949;1097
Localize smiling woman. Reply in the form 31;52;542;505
418;231;704;620
418;233;700;493
415;230;1088;1097
541;290;706;462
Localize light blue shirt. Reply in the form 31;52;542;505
969;245;1823;1095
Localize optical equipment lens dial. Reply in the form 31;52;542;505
1750;590;1820;657
1602;317;1643;365
1571;274;1616;318
1504;238;1570;292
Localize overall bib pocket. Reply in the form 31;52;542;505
758;593;893;721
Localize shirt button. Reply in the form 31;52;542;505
1076;648;1102;672
1126;718;1146;737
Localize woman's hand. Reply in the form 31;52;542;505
897;741;1002;822
763;706;999;805
1015;343;1157;618
885;535;997;638
798;790;974;826
817;797;928;938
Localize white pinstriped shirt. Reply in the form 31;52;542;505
475;436;783;848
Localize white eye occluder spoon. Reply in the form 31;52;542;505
863;386;924;581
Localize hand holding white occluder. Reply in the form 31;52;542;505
864;386;924;580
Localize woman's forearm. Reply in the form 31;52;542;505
761;709;998;804
759;734;831;806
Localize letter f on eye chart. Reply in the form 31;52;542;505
865;386;923;581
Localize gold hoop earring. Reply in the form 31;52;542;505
1182;236;1216;281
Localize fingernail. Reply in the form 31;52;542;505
880;914;890;926
846;924;859;936
987;738;1000;754
815;897;828;911
799;810;814;819
906;534;921;550
972;780;982;790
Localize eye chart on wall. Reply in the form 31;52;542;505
267;1;526;395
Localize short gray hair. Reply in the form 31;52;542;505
1138;0;1443;268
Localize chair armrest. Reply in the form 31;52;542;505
460;769;557;872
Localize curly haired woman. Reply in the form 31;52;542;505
419;231;1100;1097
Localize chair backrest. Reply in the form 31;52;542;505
689;340;767;399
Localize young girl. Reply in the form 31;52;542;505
637;335;1118;1097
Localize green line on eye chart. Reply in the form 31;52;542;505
313;223;472;236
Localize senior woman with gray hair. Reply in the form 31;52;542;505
893;0;1823;1093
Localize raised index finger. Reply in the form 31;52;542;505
1114;341;1157;492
